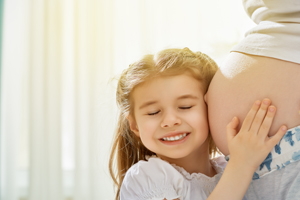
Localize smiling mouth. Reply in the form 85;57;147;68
161;133;189;142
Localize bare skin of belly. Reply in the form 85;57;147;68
206;52;300;155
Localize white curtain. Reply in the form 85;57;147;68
0;0;254;199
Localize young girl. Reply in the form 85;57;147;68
109;47;287;200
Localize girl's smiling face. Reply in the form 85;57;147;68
127;73;210;162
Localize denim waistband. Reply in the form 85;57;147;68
225;125;300;180
253;125;300;180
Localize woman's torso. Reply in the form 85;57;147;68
206;52;300;155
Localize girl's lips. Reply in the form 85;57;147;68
160;131;190;139
159;133;190;145
161;132;188;141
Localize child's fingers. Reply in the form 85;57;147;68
257;105;276;137
267;125;287;148
249;99;271;134
239;100;261;132
226;117;239;142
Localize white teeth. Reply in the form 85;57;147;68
162;133;188;141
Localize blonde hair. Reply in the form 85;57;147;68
109;47;219;199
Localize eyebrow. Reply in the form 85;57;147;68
138;94;199;110
177;94;199;100
139;100;158;110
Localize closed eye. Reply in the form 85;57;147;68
148;110;160;115
179;106;193;109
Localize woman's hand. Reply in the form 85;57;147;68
226;98;287;173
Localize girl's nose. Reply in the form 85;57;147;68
161;112;181;128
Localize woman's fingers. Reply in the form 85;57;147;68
249;99;271;134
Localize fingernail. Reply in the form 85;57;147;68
232;117;236;122
269;106;275;112
263;99;270;105
281;126;287;131
255;100;261;105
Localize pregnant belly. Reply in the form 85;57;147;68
206;52;300;155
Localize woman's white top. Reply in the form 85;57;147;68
120;156;227;200
231;0;300;64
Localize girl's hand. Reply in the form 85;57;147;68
226;98;287;173
208;99;286;200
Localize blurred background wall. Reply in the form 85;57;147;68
0;0;255;199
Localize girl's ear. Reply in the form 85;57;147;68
126;115;140;137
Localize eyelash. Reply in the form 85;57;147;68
179;106;192;109
148;111;160;115
147;106;193;115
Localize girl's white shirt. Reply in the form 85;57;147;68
120;156;227;200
